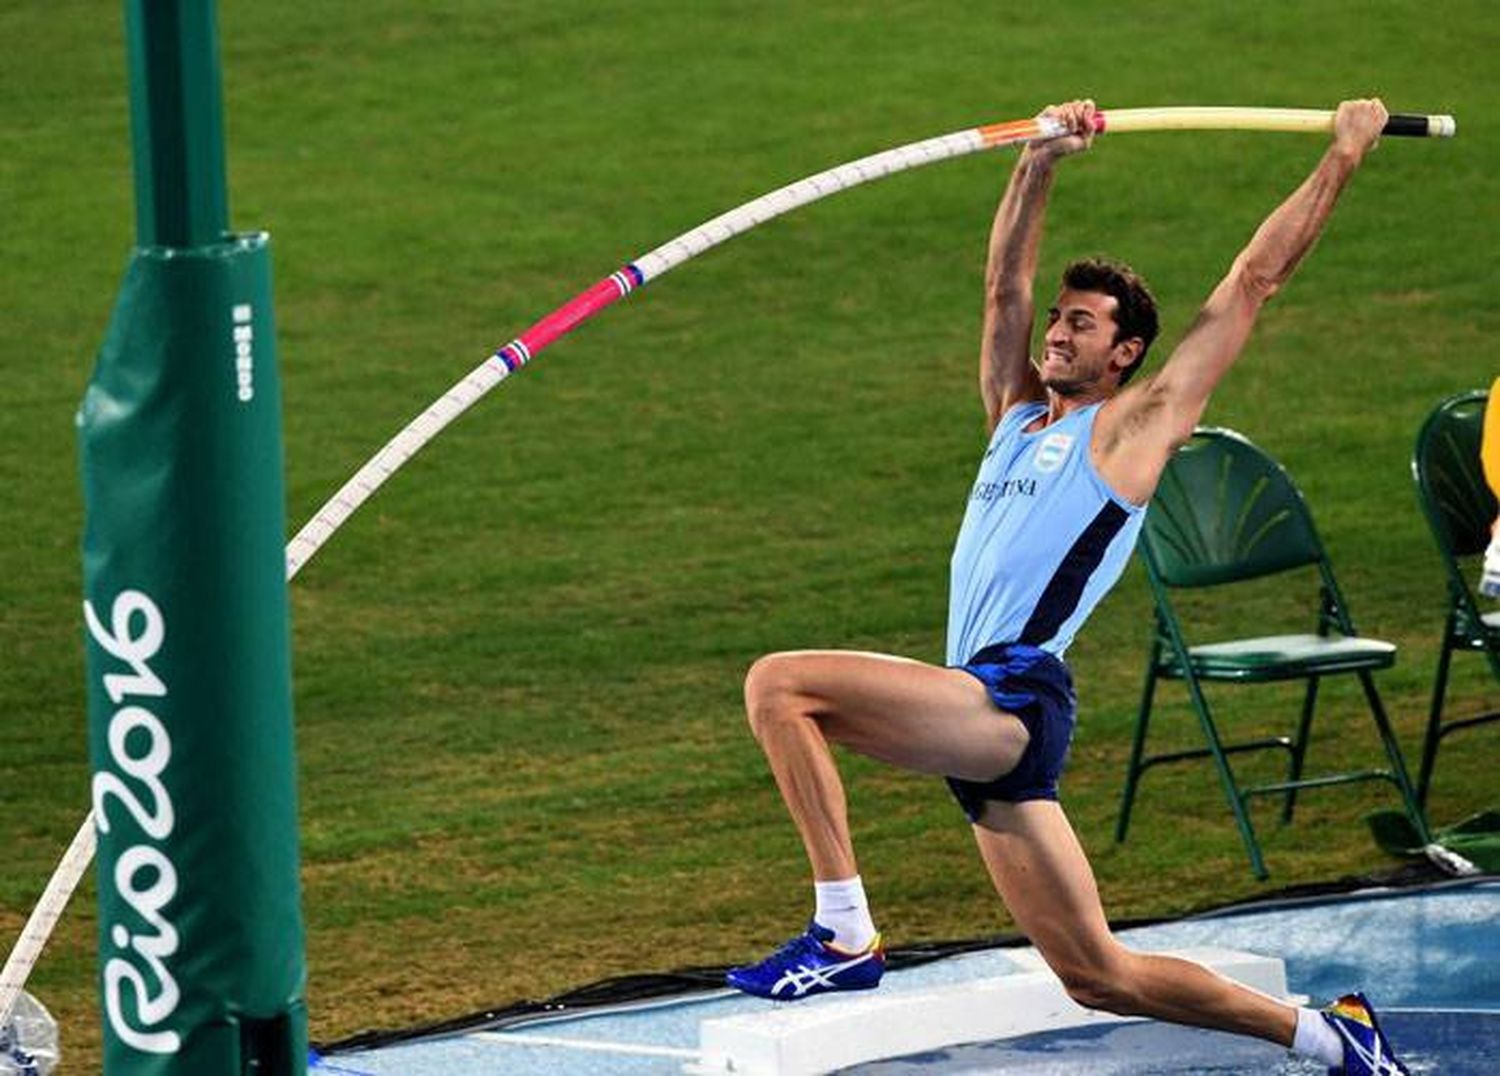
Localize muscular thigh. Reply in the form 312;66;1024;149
759;650;1030;782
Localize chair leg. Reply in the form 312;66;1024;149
1356;670;1432;844
1417;637;1454;808
1183;673;1269;880
1116;647;1161;844
1282;676;1320;824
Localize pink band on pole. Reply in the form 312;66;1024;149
493;266;641;371
519;276;627;355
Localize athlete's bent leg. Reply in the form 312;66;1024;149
971;799;1297;1045
743;649;1030;881
728;649;1034;1000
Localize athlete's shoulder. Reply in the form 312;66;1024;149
1091;378;1180;505
992;398;1048;437
983;401;1048;457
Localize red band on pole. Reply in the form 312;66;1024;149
517;277;627;356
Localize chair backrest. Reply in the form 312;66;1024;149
1413;389;1495;560
1143;428;1324;589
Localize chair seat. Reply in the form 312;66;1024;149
1161;633;1397;681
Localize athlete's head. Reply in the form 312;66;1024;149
1040;257;1159;396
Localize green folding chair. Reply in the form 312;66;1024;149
1115;427;1430;879
1411;388;1500;806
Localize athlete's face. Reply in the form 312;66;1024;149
1040;288;1140;397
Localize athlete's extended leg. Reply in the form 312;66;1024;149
743;649;1031;881
971;798;1298;1044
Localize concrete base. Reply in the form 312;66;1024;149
689;947;1290;1076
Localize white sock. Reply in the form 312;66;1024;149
1483;530;1500;595
813;876;876;952
1292;1006;1344;1067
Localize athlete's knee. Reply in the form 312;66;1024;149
1052;947;1143;1016
743;652;811;735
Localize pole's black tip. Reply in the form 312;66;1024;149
1383;113;1456;137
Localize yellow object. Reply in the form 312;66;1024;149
1484;377;1500;499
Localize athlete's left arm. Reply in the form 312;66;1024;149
1094;99;1387;504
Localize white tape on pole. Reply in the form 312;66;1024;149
0;815;96;1027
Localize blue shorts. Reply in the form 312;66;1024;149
945;642;1077;821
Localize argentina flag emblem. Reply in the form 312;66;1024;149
1033;431;1075;473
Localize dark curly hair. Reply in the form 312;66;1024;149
1061;257;1159;385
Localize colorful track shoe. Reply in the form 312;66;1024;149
1321;993;1411;1075
726;921;884;1001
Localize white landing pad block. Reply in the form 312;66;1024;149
688;947;1289;1076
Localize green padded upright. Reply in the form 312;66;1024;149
1116;428;1429;879
78;2;307;1072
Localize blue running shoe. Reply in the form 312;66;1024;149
1320;993;1411;1075
726;921;885;1001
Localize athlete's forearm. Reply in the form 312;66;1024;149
986;150;1057;299
979;105;1095;422
1232;142;1366;302
1120;141;1367;453
978;150;1057;422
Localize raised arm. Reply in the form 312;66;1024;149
1096;98;1388;502
980;100;1096;432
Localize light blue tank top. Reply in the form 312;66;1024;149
947;401;1145;665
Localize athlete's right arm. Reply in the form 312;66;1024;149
980;101;1096;433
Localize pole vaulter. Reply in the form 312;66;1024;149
1;104;1455;1034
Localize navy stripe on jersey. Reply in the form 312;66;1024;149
1018;501;1130;647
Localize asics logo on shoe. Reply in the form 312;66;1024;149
771;950;879;998
726;925;885;1001
1332;1022;1386;1072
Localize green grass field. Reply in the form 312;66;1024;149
4;0;1498;1069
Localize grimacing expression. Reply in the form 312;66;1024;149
1040;288;1140;396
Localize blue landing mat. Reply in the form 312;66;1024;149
317;878;1500;1075
847;1011;1500;1074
